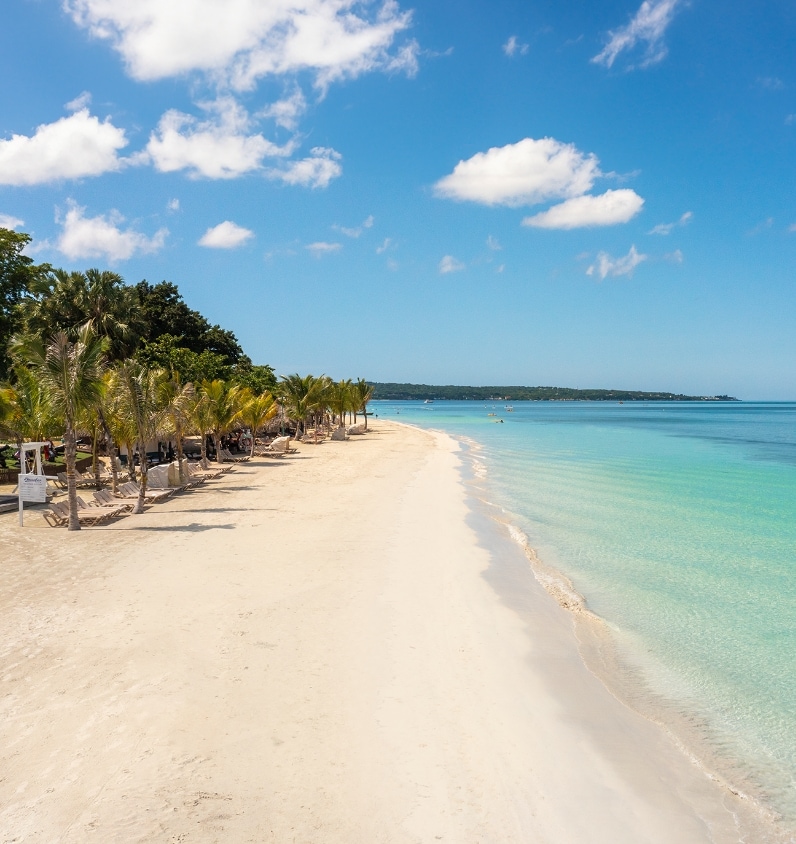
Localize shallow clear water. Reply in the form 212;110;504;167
377;401;796;823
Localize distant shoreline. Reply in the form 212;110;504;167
370;383;738;402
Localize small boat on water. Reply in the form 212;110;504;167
487;412;497;417
505;406;514;412
424;399;434;404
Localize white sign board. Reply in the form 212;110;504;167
18;473;48;503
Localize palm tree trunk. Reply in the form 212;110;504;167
125;440;135;480
92;423;101;490
133;437;147;514
200;435;208;469
176;423;186;484
63;425;80;531
363;405;368;431
213;431;222;463
97;408;119;495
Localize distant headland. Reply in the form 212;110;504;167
369;383;738;402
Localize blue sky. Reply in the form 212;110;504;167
1;1;795;399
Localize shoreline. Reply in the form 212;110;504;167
0;420;784;841
421;422;794;843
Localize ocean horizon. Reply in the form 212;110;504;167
377;400;796;835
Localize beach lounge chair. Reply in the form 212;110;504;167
220;448;249;463
255;436;294;457
56;471;97;489
118;481;174;502
45;499;123;526
93;489;137;511
184;462;222;481
76;495;129;523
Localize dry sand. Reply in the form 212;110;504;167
0;421;762;842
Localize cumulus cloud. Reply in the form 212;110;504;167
65;91;92;112
592;0;683;69
439;255;465;274
55;201;167;262
376;237;392;254
523;189;644;229
0;214;24;230
64;0;418;92
268;147;342;189
503;36;529;57
146;97;291;179
334;215;374;238
258;88;307;131
648;210;692;235
167;198;180;212
434;137;599;207
586;245;646;280
198;220;254;249
306;241;342;256
0;108;128;185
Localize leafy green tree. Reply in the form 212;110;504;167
136;334;232;383
232;362;277;394
11;327;107;530
0;228;50;380
0;366;62;448
135;280;244;364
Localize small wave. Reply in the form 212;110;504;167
504;523;592;615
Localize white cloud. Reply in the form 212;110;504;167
268;147;342;189
503;36;529;57
586;245;646;280
0;108;128;185
376;237;392;254
65;91;92;112
0;214;24;230
439;255;465;274
258;88;307;131
198;220;254;249
486;235;502;250
665;248;684;263
434;137;600;207
55;201;167;262
146;97;291;179
306;241;342;256
592;0;683;69
523;189;644;229
65;0;418;92
167;198;180;212
649;210;692;234
334;214;374;238
496;264;505;273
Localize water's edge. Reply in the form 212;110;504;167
431;424;795;844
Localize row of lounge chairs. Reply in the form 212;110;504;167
42;460;237;527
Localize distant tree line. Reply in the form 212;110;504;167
369;383;737;402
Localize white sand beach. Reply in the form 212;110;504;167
0;421;767;842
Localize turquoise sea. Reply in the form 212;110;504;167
376;401;796;832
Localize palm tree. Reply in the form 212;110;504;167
353;378;374;430
238;390;278;456
186;390;214;468
114;362;169;513
327;379;353;430
160;374;195;483
20;268;139;362
0;366;62;447
10;328;107;530
200;379;245;462
279;373;327;441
